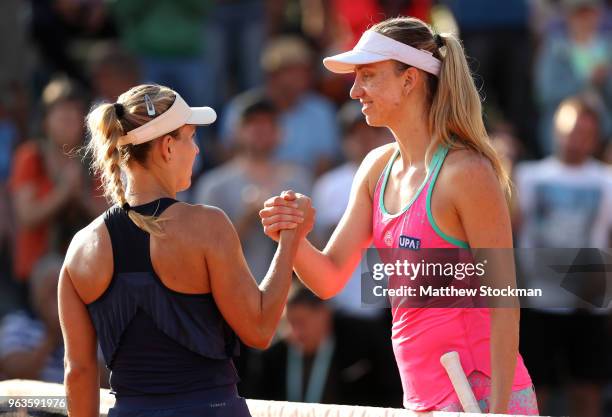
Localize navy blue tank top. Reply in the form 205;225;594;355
87;198;240;397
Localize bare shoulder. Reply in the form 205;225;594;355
362;142;396;169
439;147;506;210
168;202;236;249
442;148;500;191
359;143;397;196
64;214;113;301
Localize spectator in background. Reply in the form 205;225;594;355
328;0;432;49
488;124;524;237
515;95;612;417
29;0;116;89
221;36;340;176
88;42;141;103
0;90;21;317
248;284;402;407
535;0;612;154
9;78;105;284
0;0;30;138
311;101;392;317
195;96;312;282
112;0;212;106
0;254;64;383
204;0;272;108
442;0;535;151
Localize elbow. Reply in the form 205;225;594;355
64;362;98;385
310;284;339;300
241;331;273;350
317;288;338;300
491;306;520;322
240;320;276;350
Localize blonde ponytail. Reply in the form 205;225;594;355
430;33;511;198
371;17;511;199
85;84;178;236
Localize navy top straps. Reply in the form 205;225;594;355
87;198;240;397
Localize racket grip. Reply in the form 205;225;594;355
440;351;481;413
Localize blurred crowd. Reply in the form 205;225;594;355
0;0;611;416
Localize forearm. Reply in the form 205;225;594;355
257;230;299;342
489;307;520;413
65;365;99;417
292;239;351;299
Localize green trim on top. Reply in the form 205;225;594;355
378;146;443;218
425;147;470;249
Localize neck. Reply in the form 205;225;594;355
125;164;175;205
387;99;432;167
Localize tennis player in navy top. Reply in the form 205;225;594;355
58;84;313;417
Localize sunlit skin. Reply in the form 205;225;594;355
260;59;519;413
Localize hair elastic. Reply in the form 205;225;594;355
113;103;125;118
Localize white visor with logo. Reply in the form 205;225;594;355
118;93;216;147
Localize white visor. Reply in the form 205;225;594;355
117;93;216;147
323;30;441;77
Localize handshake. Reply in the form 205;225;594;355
258;190;316;242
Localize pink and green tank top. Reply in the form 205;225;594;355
372;145;532;411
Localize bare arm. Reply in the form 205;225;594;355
205;200;312;349
58;265;99;417
448;155;518;414
260;147;389;299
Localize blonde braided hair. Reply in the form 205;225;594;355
85;84;179;236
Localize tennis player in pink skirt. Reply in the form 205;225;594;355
260;17;538;414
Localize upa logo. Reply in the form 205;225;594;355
399;235;421;250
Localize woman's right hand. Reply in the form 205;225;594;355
260;190;315;242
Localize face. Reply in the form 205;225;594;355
167;124;199;191
350;61;412;127
45;100;85;148
237;112;280;157
568;6;602;37
286;304;331;355
556;110;599;163
269;64;311;102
